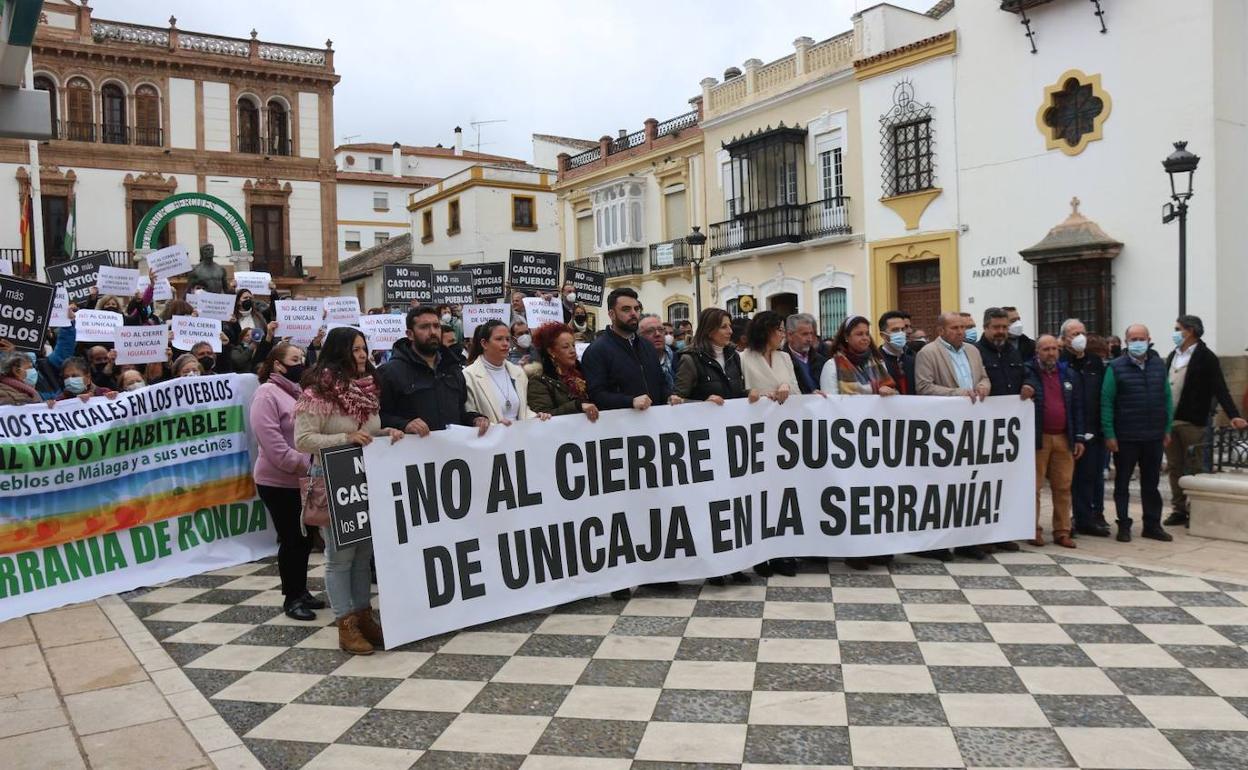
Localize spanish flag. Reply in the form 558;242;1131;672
19;191;33;266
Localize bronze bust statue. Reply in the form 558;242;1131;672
189;244;227;294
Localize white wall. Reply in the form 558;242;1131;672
298;92;319;159
336;181;417;256
288;181;324;268
202;176;247;254
202;81;230;152
168;78;196;150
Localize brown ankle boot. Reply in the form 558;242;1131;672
1030;528;1045;547
355;609;384;648
337;613;373;655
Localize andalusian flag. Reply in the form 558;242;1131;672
63;196;75;256
18;190;32;264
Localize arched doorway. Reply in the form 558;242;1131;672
132;192;254;260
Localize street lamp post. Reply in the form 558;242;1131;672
685;225;708;317
1162;141;1200;317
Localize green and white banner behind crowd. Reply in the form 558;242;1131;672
0;378;1035;635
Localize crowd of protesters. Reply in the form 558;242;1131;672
3;271;1244;656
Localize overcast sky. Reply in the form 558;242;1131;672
101;0;935;161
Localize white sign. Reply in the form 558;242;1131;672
323;296;361;324
96;266;140;297
653;242;674;267
276;300;324;345
172;316;222;353
74;310;124;343
194;292;236;322
365;395;1036;646
146;244;193;279
0;257;12;276
234;271;272;296
522;296;563;331
49;287;70;328
359;314;406;351
116;324;169;365
137;276;174;303
462;303;510;341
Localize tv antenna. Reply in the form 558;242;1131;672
469;119;506;154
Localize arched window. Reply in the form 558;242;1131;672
667;302;690;327
237;97;260;153
134;85;161;146
818;287;848;338
266;98;290;156
101;83;126;144
33;75;57;135
65;77;93;141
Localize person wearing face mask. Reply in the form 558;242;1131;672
51;357;115;403
1102;324;1174;543
189;341;224;375
117;369;147;392
560;281;578;322
959;312;979;344
976;308;1031;400
172;353;204;378
878;311;917;394
1002;306;1035;361
1060;318;1111;537
507;320;533;366
570;304;596;342
1163;315;1247;527
906;328;929;355
639;314;678;395
85;345;119;391
435;304;463;343
0;351;44;406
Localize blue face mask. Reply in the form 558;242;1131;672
23;367;39;387
964;327;979;343
888;331;907;349
1171;330;1184;347
1127;340;1149;358
64;376;86;394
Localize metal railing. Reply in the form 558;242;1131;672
100;123;129;145
1206;426;1248;473
608;130;646;156
62;121;95;142
655;110;698;137
266;137;293;156
134;126;164;147
0;248;35;277
567;256;602;272
238;133;262;154
603;248;644;279
709;197;851;257
648;239;690;271
251;254;305;279
566;146;601;169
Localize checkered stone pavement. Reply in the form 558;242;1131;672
120;550;1248;769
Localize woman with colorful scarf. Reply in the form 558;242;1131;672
526;321;600;422
252;341;321;621
294;327;402;655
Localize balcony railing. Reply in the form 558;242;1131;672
238;134;262;154
101;123;129;145
709;197;851;257
648;239;691;271
655;110;698;138
267;137;293;156
567;256;602;272
62;121;95;142
608;130;646;156
252;254;305;278
134;126;164;147
603;248;644;279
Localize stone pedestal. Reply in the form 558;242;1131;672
1182;473;1248;543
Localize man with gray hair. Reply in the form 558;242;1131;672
639;313;677;394
1060;318;1110;536
785;312;826;394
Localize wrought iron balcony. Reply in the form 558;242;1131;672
100;123;129;145
62;121;95;142
567;256;602;272
648;239;691;271
267;137;293;156
709;197;851;257
603;248;644;279
134;126;163;147
237;133;262;154
252;254;305;278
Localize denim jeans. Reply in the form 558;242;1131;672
321;527;373;620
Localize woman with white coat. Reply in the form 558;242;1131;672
464;320;550;424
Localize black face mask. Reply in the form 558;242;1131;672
1110;345;1122;358
906;340;927;354
282;363;306;383
196;356;215;371
240;300;253;312
574;315;587;323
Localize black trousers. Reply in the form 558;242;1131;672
257;484;312;601
1073;437;1107;528
1112;439;1164;530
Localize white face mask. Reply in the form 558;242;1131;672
1008;320;1025;337
125;381;144;392
516;334;532;349
441;313;452;324
1070;333;1087;353
664;334;675;347
565;292;576;303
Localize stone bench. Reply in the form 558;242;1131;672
1182;472;1248;543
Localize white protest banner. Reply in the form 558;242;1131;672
0;375;277;622
137;275;174;303
276;300;323;345
522;296;563;331
359;314;405;351
0;257;12;276
96;265;140;297
461;303;510;341
49;286;71;327
172;315;222;353
115;324;169;365
363;395;1035;646
75;309;124;343
146;244;193;279
323;296;361;324
234;271;272;296
194;292;235;321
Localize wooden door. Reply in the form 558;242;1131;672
251;205;283;274
896;260;942;333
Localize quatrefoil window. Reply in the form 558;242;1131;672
1036;69;1112;156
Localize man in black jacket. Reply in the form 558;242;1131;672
1060;317;1110;536
1164;315;1247;526
784;313;826;394
878;310;918;395
977;307;1031;399
582;288;681;412
1004;306;1036;362
380;306;488;437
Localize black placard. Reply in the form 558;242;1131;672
383;264;434;306
469;262;507;302
321;444;372;548
431;269;475;306
0;275;54;352
507;249;560;293
44;251;112;305
564;265;606;307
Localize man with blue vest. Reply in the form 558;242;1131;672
1102;324;1174;543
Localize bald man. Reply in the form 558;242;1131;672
1024;335;1085;548
1102;324;1174;543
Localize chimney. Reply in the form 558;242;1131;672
454;126;463;156
391;141;402;177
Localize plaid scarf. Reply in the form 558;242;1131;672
295;370;378;426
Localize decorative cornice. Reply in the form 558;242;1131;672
854;31;957;80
